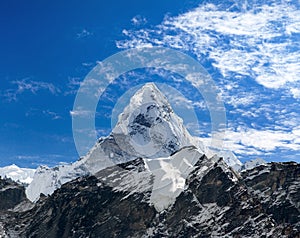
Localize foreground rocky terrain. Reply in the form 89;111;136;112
0;153;299;237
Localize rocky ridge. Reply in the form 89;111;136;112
1;154;299;237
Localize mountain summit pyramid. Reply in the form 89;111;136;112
26;83;204;201
82;82;207;174
112;82;199;158
26;83;237;202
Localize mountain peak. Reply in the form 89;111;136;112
112;82;194;158
25;82;201;202
127;82;170;107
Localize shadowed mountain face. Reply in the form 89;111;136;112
0;178;27;211
241;162;300;226
1;155;300;237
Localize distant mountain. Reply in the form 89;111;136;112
0;164;35;184
241;158;267;171
213;149;243;171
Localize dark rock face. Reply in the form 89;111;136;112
3;159;156;238
147;158;280;237
242;162;300;229
0;177;27;211
1;159;300;237
18;177;155;238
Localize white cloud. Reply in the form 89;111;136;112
162;91;194;110
290;87;300;99
117;1;300;96
70;109;94;118
221;126;300;155
96;128;111;137
192;101;207;110
131;15;147;26
225;93;257;108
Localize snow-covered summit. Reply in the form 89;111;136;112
112;82;198;158
26;83;203;202
117;82;170;110
25;82;240;203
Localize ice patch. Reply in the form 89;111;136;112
145;146;203;211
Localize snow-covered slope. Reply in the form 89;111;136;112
26;162;88;202
0;164;35;184
145;146;203;211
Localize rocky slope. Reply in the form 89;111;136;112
1;153;299;237
0;178;27;211
0;177;31;238
242;162;300;229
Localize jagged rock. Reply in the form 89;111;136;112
2;156;300;237
0;177;27;211
242;162;300;229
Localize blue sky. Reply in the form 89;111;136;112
0;0;192;167
1;0;300;168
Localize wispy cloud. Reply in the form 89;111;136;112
223;92;257;108
70;109;94;118
46;134;73;144
65;77;82;95
42;110;62;120
222;126;300;154
2;78;60;101
15;155;40;160
12;78;59;94
76;28;93;39
25;108;62;120
198;125;300;159
14;154;76;167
